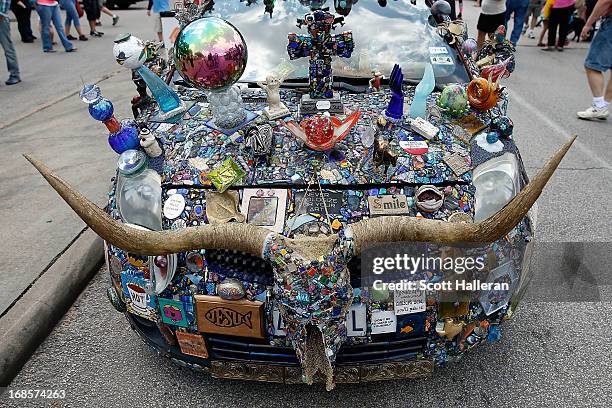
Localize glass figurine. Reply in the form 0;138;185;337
113;33;186;121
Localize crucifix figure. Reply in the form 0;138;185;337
287;8;354;114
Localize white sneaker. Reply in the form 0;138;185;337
577;105;609;120
527;30;535;39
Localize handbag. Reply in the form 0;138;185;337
76;0;84;18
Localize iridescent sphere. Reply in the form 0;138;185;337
462;38;478;55
431;0;452;16
88;98;114;121
113;33;146;70
174;17;248;91
437;84;469;117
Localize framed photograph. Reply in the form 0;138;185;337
240;189;287;233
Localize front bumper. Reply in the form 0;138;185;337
127;313;434;384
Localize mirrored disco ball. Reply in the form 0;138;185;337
174;17;248;91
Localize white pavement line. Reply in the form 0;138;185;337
508;90;611;170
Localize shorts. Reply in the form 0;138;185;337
82;0;101;21
477;12;507;33
527;2;543;17
153;13;162;34
585;17;612;72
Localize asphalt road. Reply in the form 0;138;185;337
3;1;612;407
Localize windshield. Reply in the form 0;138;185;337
197;0;469;85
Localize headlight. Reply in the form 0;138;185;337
473;153;521;222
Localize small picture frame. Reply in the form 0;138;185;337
240;189;287;233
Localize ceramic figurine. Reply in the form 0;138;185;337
139;128;163;158
373;132;398;173
368;71;384;93
258;73;291;119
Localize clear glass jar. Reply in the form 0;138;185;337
116;150;162;231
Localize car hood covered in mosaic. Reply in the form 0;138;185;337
27;0;574;391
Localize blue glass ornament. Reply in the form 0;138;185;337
385;64;404;120
108;120;140;154
409;63;435;119
88;98;114;122
486;131;500;144
136;65;182;114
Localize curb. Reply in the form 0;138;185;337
0;228;104;386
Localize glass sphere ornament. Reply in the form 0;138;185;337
174;17;248;91
88;98;115;121
113;33;146;70
207;86;247;129
437;84;469;117
431;0;452;17
462;38;478;55
79;84;102;104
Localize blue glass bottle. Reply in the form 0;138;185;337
409;63;435;119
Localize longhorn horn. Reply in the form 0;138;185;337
349;136;576;255
24;155;272;257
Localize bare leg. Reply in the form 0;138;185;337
64;24;71;37
586;68;605;98
101;6;113;17
605;71;612;102
477;30;486;51
157;31;163;42
538;20;548;44
530;14;537;30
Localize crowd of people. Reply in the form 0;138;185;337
1;0;611;119
473;0;611;118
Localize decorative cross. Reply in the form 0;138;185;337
287;8;354;99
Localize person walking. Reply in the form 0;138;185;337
97;0;118;26
524;0;544;38
1;0;21;84
537;0;555;44
543;0;576;50
82;0;103;36
505;0;530;45
10;0;35;42
35;0;76;52
477;0;507;50
577;0;612;119
147;0;169;42
60;0;87;41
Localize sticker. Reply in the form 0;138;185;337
430;55;454;65
272;307;286;336
479;262;519;316
371;310;397;334
176;331;209;359
294;190;343;215
163;194;185;219
368;195;410;216
346;303;367;336
396;312;426;338
393;289;426;315
429;46;448;54
443;152;471;176
316;100;331;110
158;298;189;327
398;131;429;155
